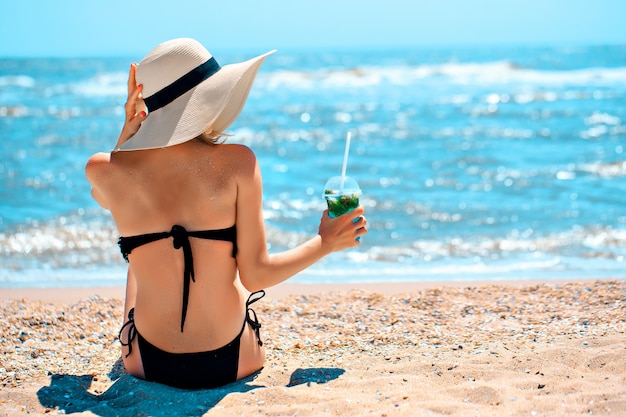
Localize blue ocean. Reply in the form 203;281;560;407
1;44;625;288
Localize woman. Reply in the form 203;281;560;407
85;38;367;389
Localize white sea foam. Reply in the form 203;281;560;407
70;72;127;97
577;161;626;178
0;75;36;88
259;62;626;90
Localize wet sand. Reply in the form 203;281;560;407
1;279;624;416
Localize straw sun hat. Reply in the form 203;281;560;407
114;38;275;151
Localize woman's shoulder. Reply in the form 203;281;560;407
86;151;111;165
220;143;255;156
213;143;259;181
85;152;111;178
218;143;257;164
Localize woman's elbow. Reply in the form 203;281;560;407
90;188;110;210
238;269;265;293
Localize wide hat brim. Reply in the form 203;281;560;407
115;49;275;151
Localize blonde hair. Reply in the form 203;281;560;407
195;130;230;145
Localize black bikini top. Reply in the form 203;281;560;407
118;224;238;332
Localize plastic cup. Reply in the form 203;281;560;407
323;176;362;218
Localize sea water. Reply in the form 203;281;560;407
1;44;625;287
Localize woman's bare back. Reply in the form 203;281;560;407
87;140;257;353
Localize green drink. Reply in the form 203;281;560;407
323;176;361;218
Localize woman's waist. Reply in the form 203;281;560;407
132;288;247;352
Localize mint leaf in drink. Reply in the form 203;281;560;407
327;194;359;217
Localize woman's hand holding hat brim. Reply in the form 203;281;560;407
114;64;148;151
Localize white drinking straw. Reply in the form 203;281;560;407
340;132;352;191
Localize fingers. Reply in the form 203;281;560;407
125;83;143;109
342;220;366;248
125;63;146;117
118;101;147;144
333;206;366;232
125;109;147;135
352;215;367;242
339;211;368;246
318;205;368;252
351;205;367;244
352;206;366;221
353;214;367;228
127;63;137;95
115;63;147;147
124;84;145;121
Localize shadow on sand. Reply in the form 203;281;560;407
37;363;345;417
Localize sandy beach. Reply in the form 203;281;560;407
0;279;624;417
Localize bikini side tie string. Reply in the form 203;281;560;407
245;290;265;346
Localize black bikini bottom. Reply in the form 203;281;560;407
119;291;264;389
